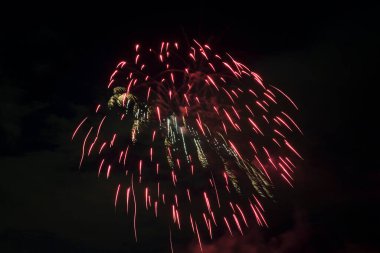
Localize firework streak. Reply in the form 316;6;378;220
72;40;303;252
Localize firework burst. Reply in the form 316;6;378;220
72;39;302;251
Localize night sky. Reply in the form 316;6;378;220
1;2;379;252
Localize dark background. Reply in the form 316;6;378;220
1;2;379;252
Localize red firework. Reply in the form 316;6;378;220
72;39;303;252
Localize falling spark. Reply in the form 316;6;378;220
114;184;121;208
